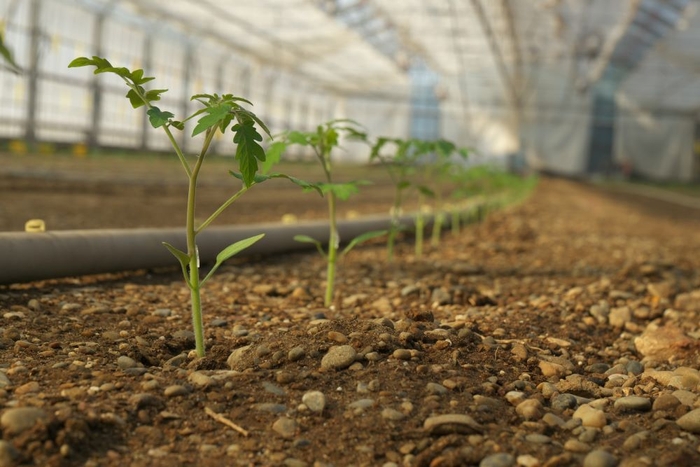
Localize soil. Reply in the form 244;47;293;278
1;159;700;467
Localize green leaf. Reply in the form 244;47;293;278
262;141;287;174
125;88;146;109
0;33;20;74
147;107;174;128
95;66;131;79
287;131;311;146
232;120;266;187
162;242;192;288
341;230;387;256
201;234;265;285
293;234;326;258
397;180;411;190
319;180;371;201
417;185;435;198
145;88;167;102
170;120;185;131
229;171;323;196
68;56;95;68
192;104;231;137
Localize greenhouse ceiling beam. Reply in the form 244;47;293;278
583;0;690;93
468;0;520;109
315;0;413;70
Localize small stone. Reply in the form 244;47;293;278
573;404;607;428
291;287;310;300
392;349;412;360
423;414;482;435
431;288;452;306
552;393;578;412
348;399;375;410
327;331;348;344
15;381;39;395
516;454;539;467
288;346;305;362
516;399;544;420
27;299;41;311
129;393;165;410
263;381;286;396
608;307;631;328
0;407;48;435
511;343;528;361
401;285;420;296
676;408;700;433
272;417;297;438
479;452;515;467
539;360;566;378
321;345;356;370
614;396;651;412
564;439;591;453
0;373;10;388
371;297;393;313
0;440;19;467
505;391;526;406
634;323;699;362
252;403;287;414
117;355;138;369
188;372;215;389
426;382;448;395
163;385;190;397
227;345;252;370
583;449;617;467
302;391;326;412
381;408;406;421
653;393;681;411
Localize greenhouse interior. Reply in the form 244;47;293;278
1;1;700;467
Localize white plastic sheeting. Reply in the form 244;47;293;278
1;0;700;179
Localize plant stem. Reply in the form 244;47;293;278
387;184;403;261
196;186;249;234
186;128;217;357
415;193;425;257
325;190;338;307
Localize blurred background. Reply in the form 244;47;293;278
0;0;700;180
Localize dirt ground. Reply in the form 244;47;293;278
1;158;699;467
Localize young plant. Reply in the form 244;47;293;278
266;120;385;307
69;56;318;357
369;137;467;259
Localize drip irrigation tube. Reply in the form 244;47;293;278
0;212;454;286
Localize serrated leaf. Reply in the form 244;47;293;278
201;234;265;285
95;66;131;79
229;170;322;196
294;234;326;257
341;230;387;256
147;107;174;128
162;242;192;287
232;120;266;187
192;104;231;137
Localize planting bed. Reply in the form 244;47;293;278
1;176;700;467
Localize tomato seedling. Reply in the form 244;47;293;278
69;56;319;357
266;120;386;307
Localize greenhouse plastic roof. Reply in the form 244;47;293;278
43;0;700;108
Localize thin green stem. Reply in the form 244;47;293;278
195;186;249;234
325;190;338;307
415;193;425;257
387;184;403;261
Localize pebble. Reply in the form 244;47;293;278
0;440;18;467
392;349;412;360
573;404;607;428
515;399;544;420
676;408;700;433
348;399;375;410
479;453;515;467
426;382;448;395
227;345;252;370
0;407;48;435
188;371;215;389
423;414;482;435
253;403;287;414
565;438;591;453
163;385;190;397
653;393;681;411
0;373;9;388
321;345;356;370
302;391;326;412
551;393;578;411
288;346;305;362
381;408;406;421
608;306;630;328
614;396;651;412
263;381;286;396
583;449;617;467
272;417;297;438
117;356;138;369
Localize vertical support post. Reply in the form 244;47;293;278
88;12;105;149
139;34;152;151
180;43;193;153
24;0;41;145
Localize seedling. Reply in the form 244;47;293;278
369;137;467;259
266;120;386;307
69;56;318;356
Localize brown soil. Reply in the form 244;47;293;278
1;163;699;467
